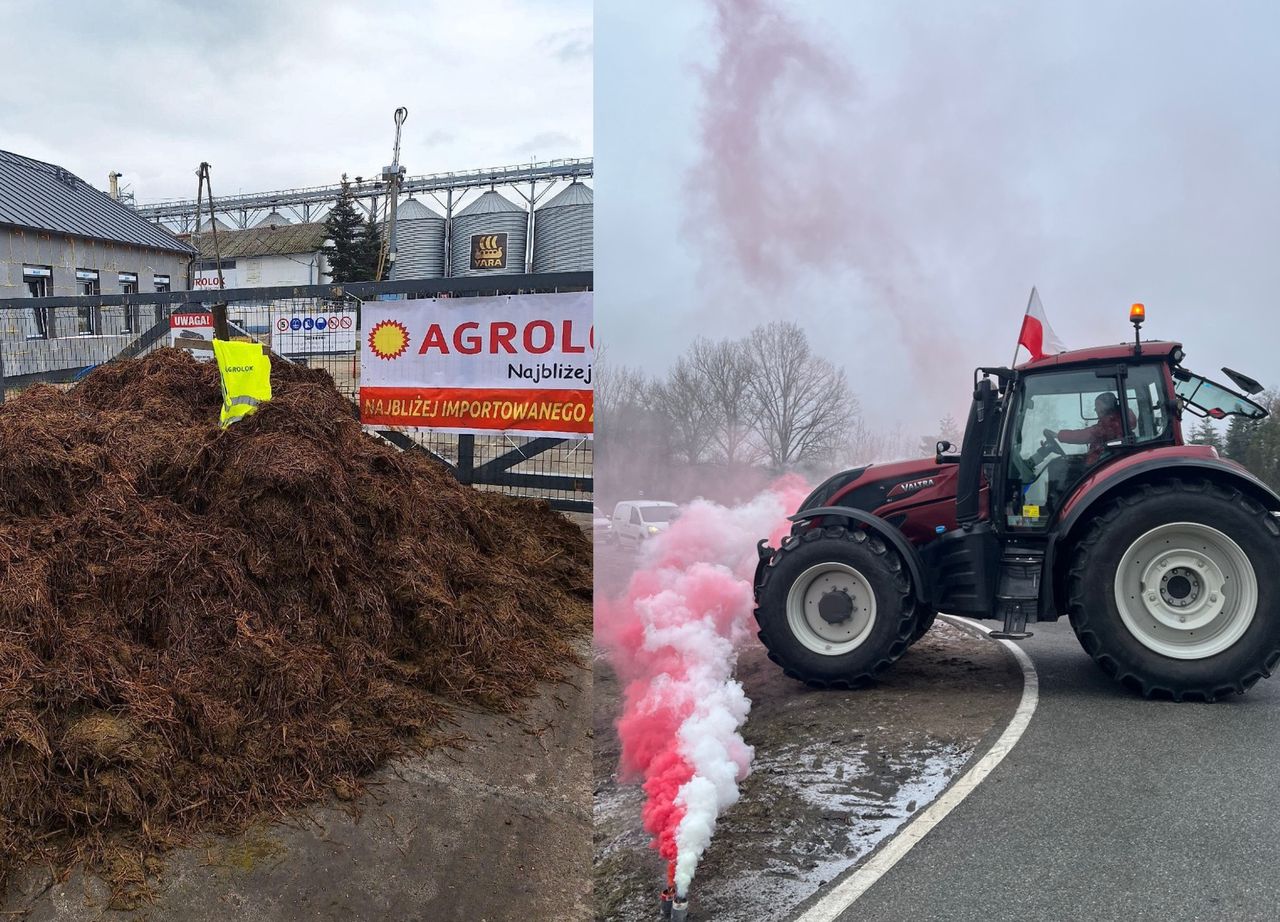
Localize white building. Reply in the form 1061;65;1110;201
189;219;329;290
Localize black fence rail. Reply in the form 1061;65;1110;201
0;273;593;512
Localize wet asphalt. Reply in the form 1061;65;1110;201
806;619;1280;922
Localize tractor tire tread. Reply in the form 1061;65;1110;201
1065;477;1280;702
754;525;916;688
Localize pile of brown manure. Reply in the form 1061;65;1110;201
0;349;591;905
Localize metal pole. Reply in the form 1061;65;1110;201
443;189;454;278
526;176;536;273
197;163;230;340
385;107;408;281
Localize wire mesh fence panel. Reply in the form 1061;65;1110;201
0;275;593;512
0;302;168;393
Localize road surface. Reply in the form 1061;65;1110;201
798;619;1280;922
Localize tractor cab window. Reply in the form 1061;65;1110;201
1004;364;1170;529
1173;368;1267;421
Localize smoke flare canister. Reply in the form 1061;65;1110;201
660;887;674;918
670;896;689;922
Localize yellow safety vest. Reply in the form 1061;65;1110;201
212;339;272;428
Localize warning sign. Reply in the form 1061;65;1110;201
170;311;214;361
272;309;357;354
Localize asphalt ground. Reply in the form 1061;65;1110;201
5;639;592;922
801;618;1280;922
594;539;1022;922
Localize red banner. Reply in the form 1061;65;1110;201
359;386;593;434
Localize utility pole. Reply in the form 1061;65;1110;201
195;163;230;340
381;107;408;281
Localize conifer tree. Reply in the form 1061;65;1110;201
1224;413;1257;463
1189;417;1224;453
322;175;367;283
360;215;384;281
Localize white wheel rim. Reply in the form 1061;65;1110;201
786;562;877;656
1113;522;1258;660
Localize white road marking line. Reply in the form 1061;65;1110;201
792;614;1039;922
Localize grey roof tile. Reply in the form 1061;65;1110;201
185;221;330;259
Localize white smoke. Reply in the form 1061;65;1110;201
601;476;809;897
673;669;754;895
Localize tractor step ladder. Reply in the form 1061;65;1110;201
990;549;1043;640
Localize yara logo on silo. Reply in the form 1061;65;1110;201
470;233;507;270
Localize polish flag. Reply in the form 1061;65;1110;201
1017;287;1066;361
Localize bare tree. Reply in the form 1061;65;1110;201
688;337;759;469
745;321;858;470
650;355;718;464
918;413;962;457
594;349;673;499
594;346;647;423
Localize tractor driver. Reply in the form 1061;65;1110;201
1025;391;1135;512
1045;391;1135;466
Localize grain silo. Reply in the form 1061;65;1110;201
255;210;292;228
448;189;528;277
393;197;446;279
532;181;592;272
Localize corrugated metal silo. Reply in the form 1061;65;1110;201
394;197;446;279
256;210;292;227
448;190;528;277
532;181;592;272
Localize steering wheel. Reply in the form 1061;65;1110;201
1040;427;1064;457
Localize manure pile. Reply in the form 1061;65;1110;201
0;348;591;905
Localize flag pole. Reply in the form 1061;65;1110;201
1012;286;1036;368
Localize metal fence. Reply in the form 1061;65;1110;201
0;273;593;512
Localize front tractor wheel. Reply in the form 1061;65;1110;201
1067;479;1280;701
754;527;917;688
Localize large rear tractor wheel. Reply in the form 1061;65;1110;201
910;607;938;645
754;526;917;688
1066;479;1280;701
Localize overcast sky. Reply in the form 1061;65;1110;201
597;0;1280;435
0;0;590;203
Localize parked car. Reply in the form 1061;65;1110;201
611;501;679;548
593;505;613;541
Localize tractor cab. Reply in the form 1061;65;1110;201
956;341;1268;538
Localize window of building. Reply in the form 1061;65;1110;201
119;272;139;333
23;265;53;339
151;275;170;326
75;269;100;335
76;269;100;296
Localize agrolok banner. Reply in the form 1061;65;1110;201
359;291;593;437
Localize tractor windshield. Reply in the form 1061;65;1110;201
1173;369;1267;420
1004;364;1172;529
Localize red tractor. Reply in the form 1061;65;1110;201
753;308;1276;700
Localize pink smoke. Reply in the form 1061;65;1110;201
689;0;861;286
597;475;810;894
685;0;996;408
